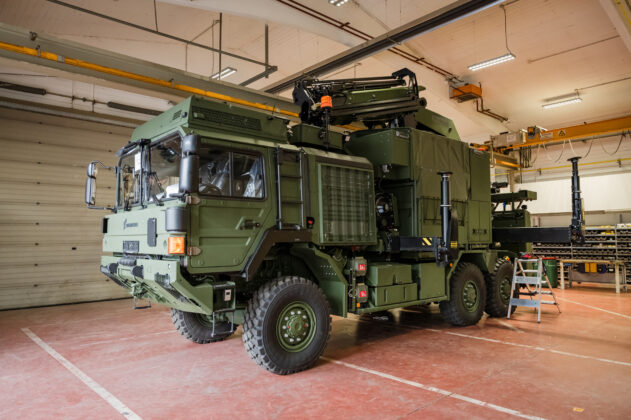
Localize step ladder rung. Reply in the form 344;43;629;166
517;259;540;263
513;276;541;285
280;174;302;179
509;298;540;308
521;269;539;273
281;199;304;205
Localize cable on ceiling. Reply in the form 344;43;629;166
600;131;629;156
500;4;513;55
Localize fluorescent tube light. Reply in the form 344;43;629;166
468;53;515;71
329;0;349;5
211;67;237;80
542;97;582;109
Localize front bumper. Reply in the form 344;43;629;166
100;256;218;314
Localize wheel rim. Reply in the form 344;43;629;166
462;280;479;312
499;276;512;303
276;301;316;352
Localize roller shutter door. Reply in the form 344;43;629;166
0;108;133;309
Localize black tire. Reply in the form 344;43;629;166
485;258;518;317
242;276;331;375
171;309;235;344
439;262;486;326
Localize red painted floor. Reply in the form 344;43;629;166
1;286;630;419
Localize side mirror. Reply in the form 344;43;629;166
179;134;200;194
85;162;97;205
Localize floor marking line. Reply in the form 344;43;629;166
22;328;142;420
349;316;631;367
321;356;544;420
77;331;174;347
555;297;631;320
441;331;631;367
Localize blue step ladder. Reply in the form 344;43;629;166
507;258;561;323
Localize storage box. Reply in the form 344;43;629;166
365;262;412;287
369;283;418;306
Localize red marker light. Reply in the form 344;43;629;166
358;263;366;272
359;290;368;298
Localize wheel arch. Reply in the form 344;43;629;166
288;245;348;317
452;250;500;277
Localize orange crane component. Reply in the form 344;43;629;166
503;115;631;150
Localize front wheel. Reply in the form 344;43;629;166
439;262;486;326
171;309;235;343
242;276;331;375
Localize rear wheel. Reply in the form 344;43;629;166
242;276;331;375
171;309;235;343
485;258;517;317
439;262;486;326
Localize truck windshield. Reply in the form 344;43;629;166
118;137;182;208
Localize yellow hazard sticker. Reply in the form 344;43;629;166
422;238;432;246
450;241;458;248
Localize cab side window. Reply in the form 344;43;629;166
233;153;264;198
199;148;264;199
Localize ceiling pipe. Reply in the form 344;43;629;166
276;0;457;79
265;0;503;93
45;0;276;73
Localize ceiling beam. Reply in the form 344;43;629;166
0;23;299;117
599;0;631;54
264;0;503;94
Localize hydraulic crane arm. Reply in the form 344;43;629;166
292;68;423;128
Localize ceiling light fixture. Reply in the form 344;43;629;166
329;0;349;6
211;67;237;80
468;53;515;71
542;96;582;109
468;4;516;71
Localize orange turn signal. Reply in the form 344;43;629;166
320;95;332;109
168;236;186;254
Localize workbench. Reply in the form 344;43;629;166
558;259;627;294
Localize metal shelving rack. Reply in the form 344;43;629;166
532;225;631;284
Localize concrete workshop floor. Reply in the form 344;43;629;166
1;286;630;420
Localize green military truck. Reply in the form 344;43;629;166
85;69;517;375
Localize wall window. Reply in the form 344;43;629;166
199;147;264;199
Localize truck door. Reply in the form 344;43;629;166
188;141;273;271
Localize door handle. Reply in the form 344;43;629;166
240;219;261;230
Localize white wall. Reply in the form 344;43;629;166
493;133;631;226
518;172;631;214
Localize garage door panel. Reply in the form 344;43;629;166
0;182;116;207
0;263;103;283
0;160;118;188
0;109;131;309
0;139;117;167
0;118;128;151
0;203;111;225
0;222;103;243
0;281;129;310
0;244;103;266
